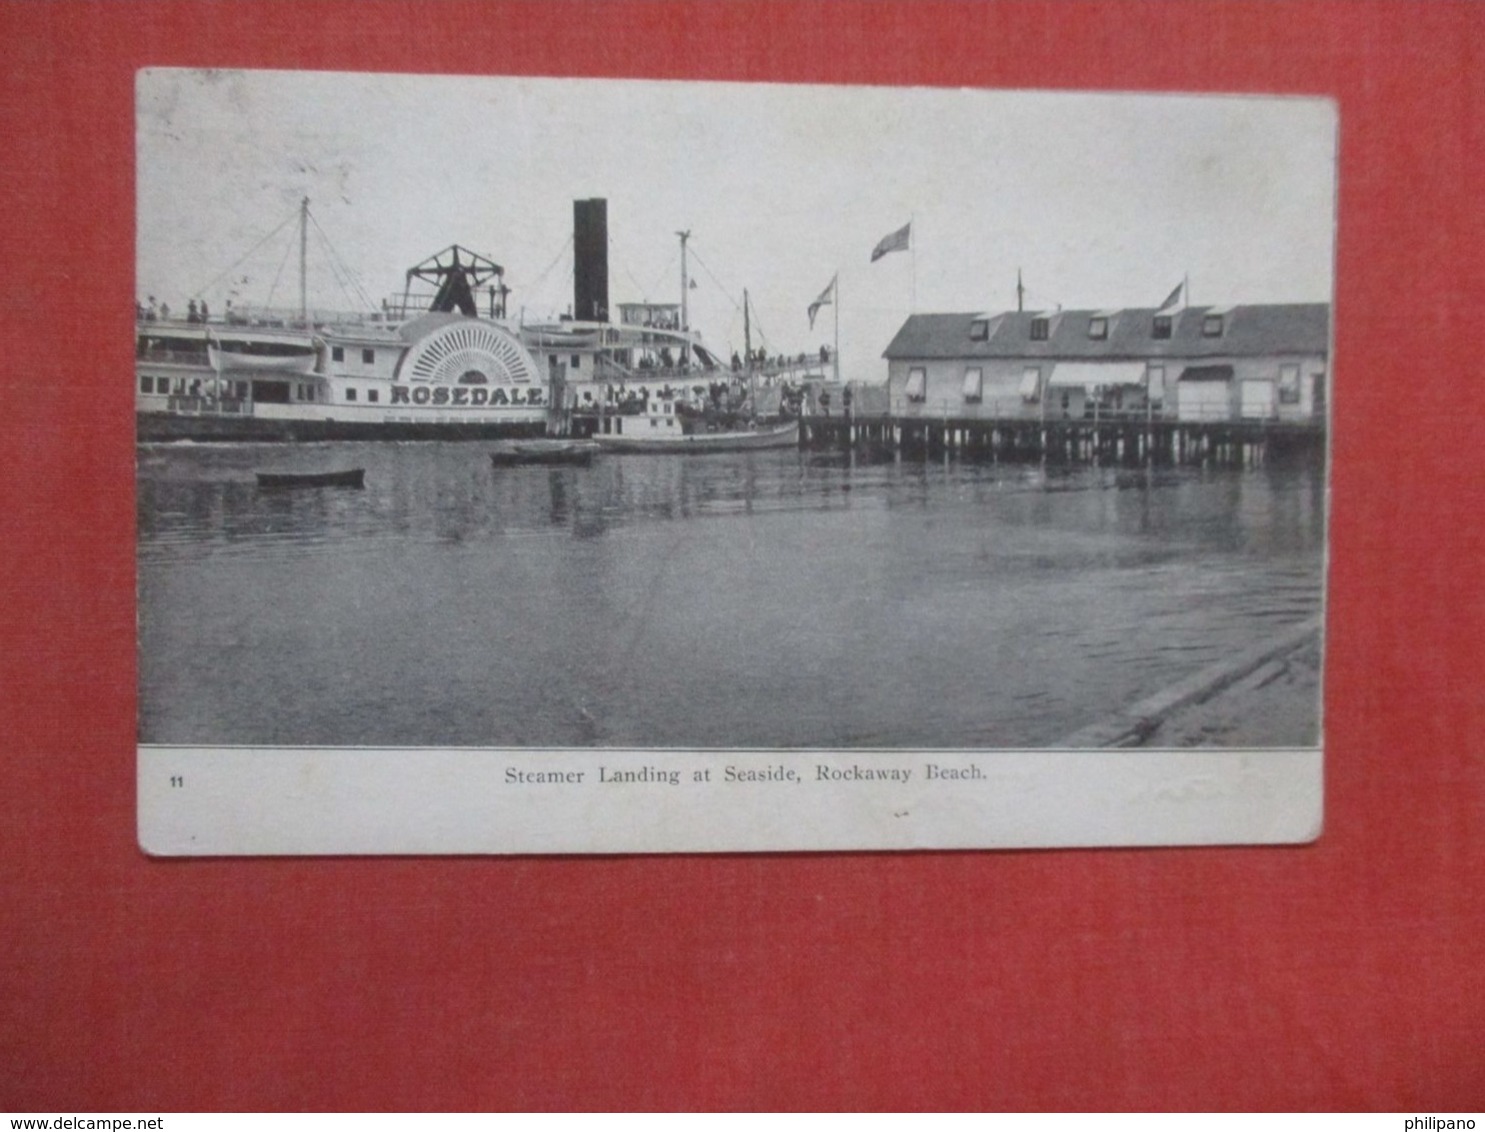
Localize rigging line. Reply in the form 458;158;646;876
183;210;297;302
308;213;376;310
717;307;759;358
748;304;772;353
721;307;746;353
309;224;363;314
319;228;375;312
609;240;649;300
525;234;574;296
685;245;744;314
646;249;678;301
621;261;647;300
753;323;772;355
306;222;346;291
264;226;296;312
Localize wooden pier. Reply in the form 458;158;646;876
797;413;1324;467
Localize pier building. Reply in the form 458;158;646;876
880;302;1328;426
796;302;1329;465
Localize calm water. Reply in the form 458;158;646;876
137;442;1325;748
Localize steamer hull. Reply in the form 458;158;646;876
137;311;552;443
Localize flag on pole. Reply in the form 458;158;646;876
807;274;837;330
1158;281;1183;310
870;222;911;262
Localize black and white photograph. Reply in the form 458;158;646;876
135;70;1333;854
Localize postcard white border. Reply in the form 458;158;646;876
139;745;1321;855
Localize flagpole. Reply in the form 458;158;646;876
911;213;917;312
743;287;751;374
299;197;309;330
833;273;840;385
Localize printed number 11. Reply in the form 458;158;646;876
170;775;184;788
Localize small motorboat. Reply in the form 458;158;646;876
255;468;366;489
488;439;600;467
591;418;799;454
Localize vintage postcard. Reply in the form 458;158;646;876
135;70;1331;854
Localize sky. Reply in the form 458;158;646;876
137;69;1336;378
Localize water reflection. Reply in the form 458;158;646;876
138;442;1325;748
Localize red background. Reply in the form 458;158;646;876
2;1;1481;1112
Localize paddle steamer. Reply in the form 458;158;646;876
136;198;744;444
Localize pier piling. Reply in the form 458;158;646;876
797;413;1321;468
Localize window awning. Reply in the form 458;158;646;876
1178;364;1236;383
1047;361;1148;388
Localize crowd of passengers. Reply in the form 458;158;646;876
730;345;831;371
137;297;263;325
137;297;212;323
626;345;831;376
572;378;809;420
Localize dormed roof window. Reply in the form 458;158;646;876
1202;307;1233;338
1088;316;1109;340
969;318;990;342
1030;316;1050;341
1152;314;1173;339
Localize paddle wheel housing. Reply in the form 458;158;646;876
396;315;540;388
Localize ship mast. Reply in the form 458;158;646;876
676;229;691;366
743;288;751;370
743;288;755;423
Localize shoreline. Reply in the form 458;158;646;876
1054;618;1322;749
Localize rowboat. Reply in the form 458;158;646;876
488;439;600;466
255;468;366;489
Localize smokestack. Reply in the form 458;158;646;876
573;198;608;322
